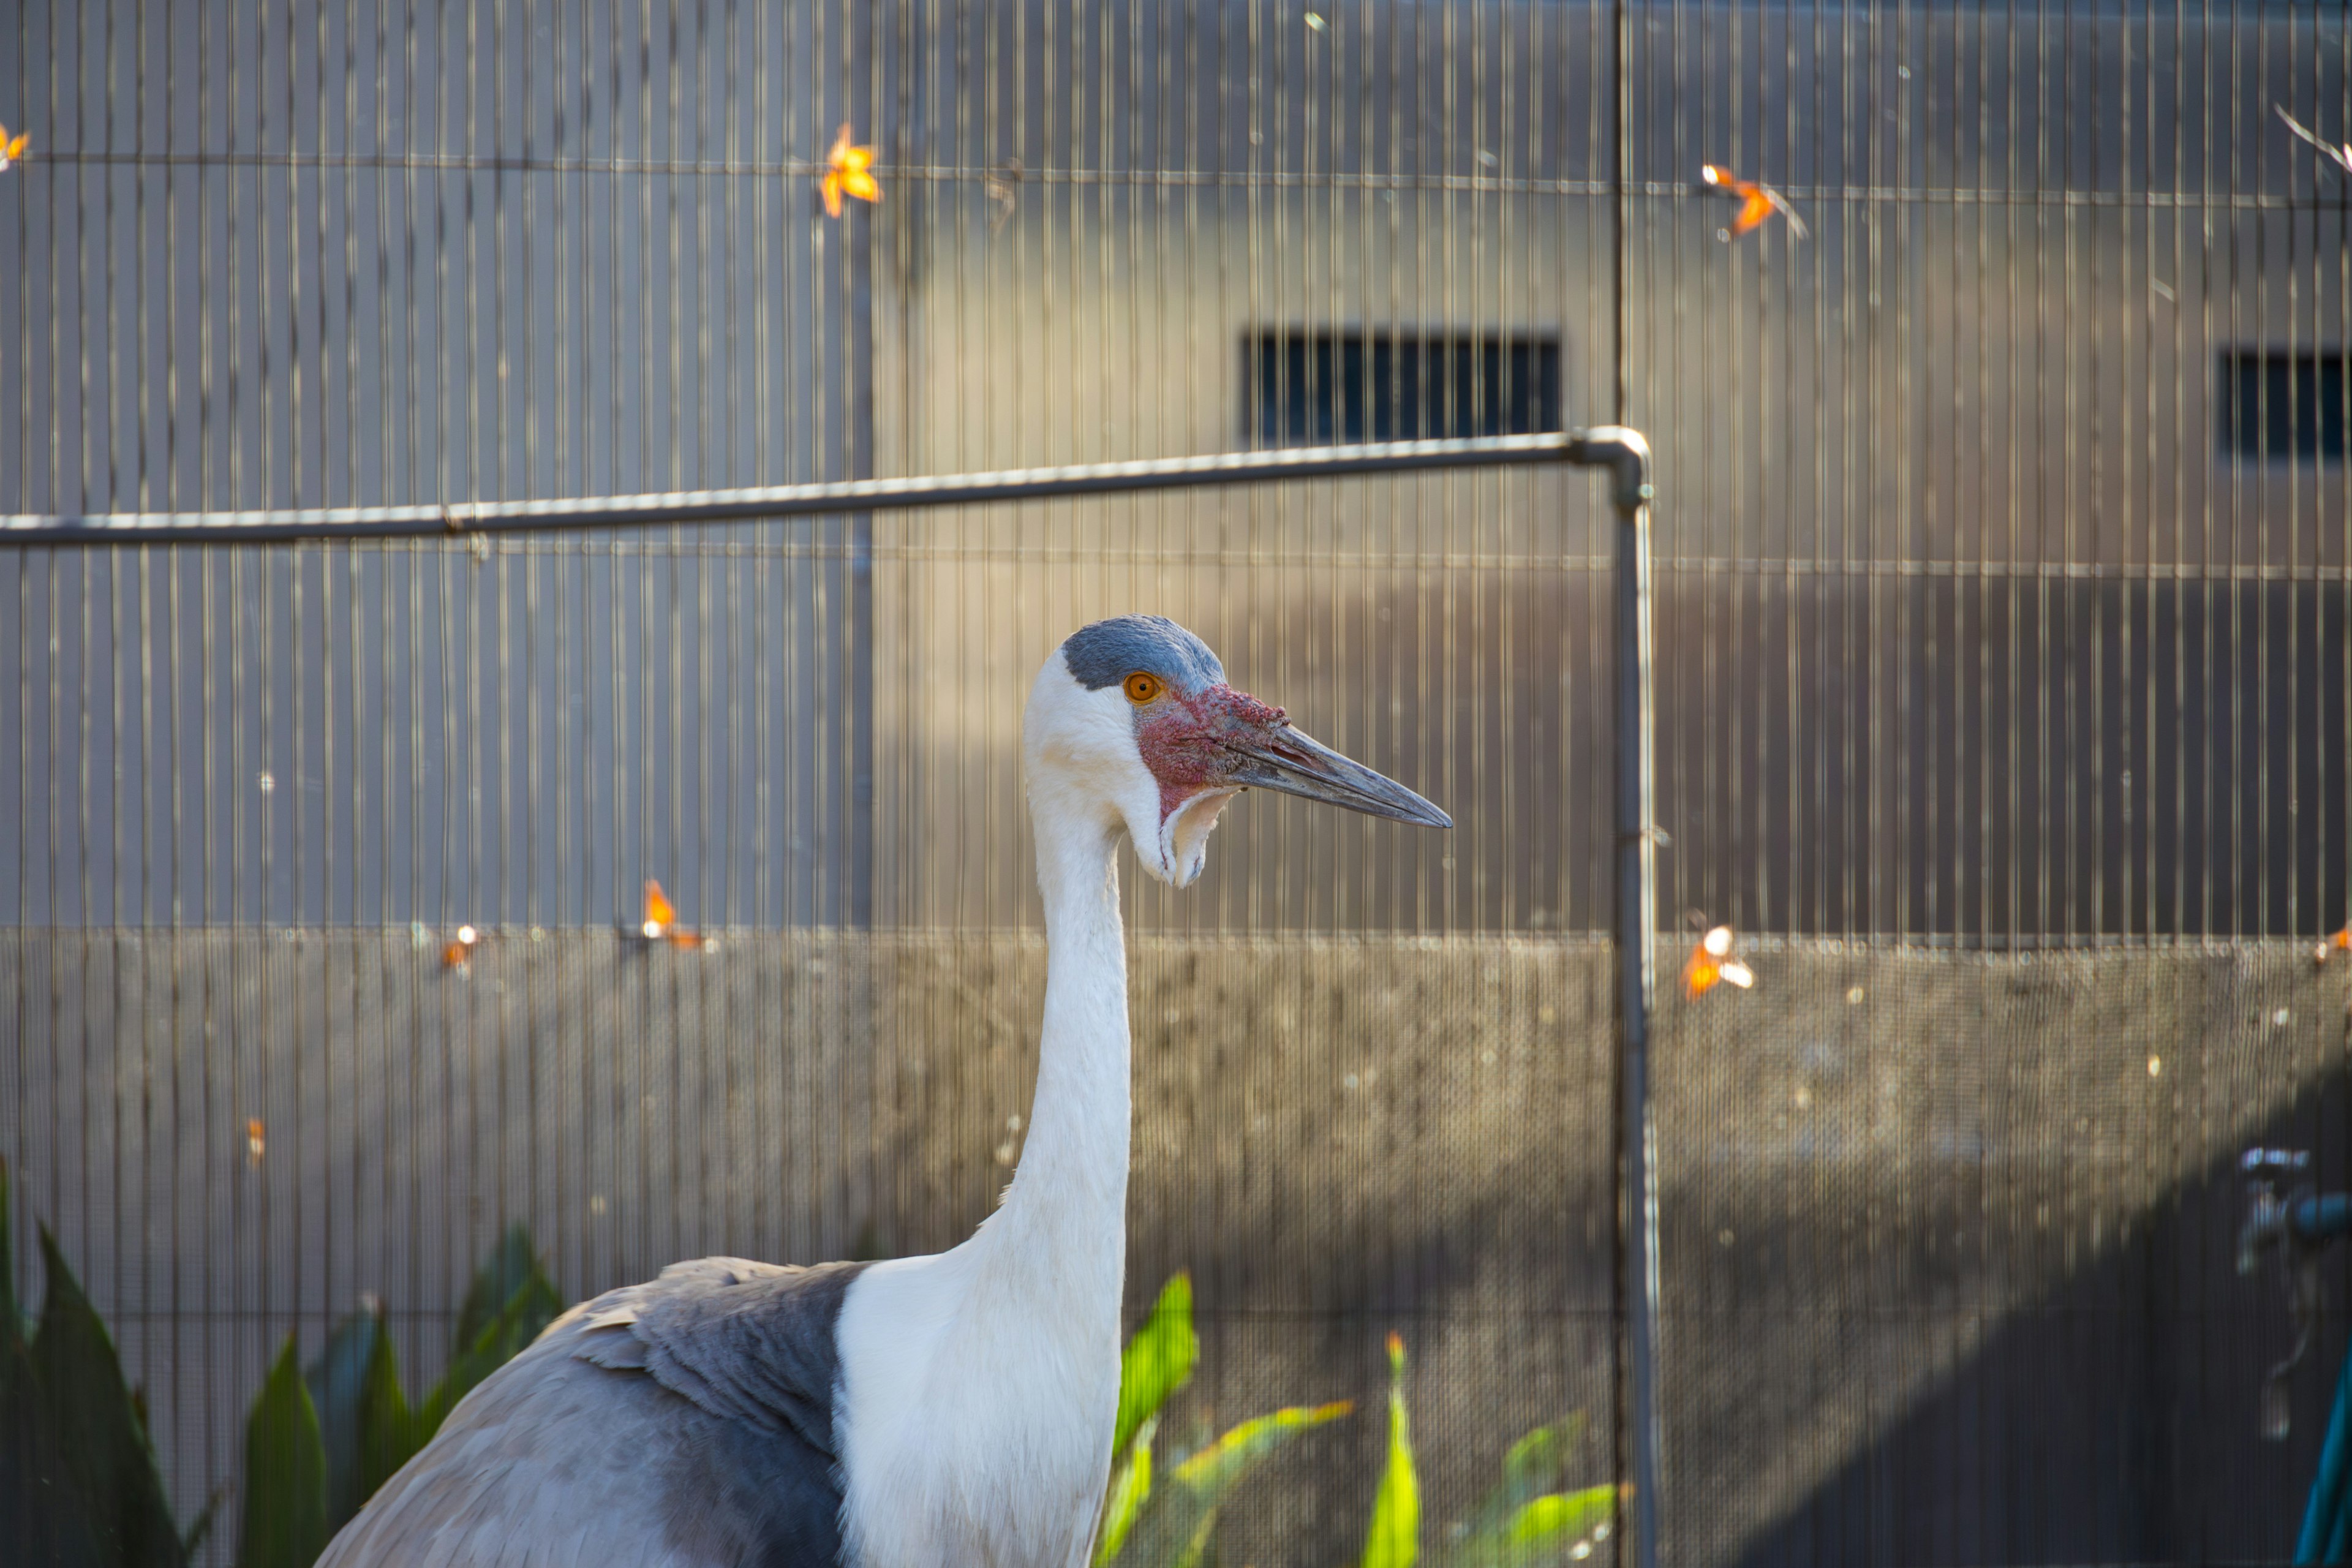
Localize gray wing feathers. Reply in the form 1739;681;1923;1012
316;1257;870;1568
578;1257;866;1457
320;1324;690;1568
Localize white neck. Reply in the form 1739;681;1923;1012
967;799;1132;1324
834;790;1137;1567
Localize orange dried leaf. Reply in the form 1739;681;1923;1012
245;1118;266;1163
442;924;481;970
643;879;677;937
1701;163;1807;241
1684;953;1722;998
0;127;27;172
820;123;880;217
1684;925;1750;998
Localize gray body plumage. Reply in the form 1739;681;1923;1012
318;1257;868;1568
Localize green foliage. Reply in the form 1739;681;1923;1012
1362;1332;1422;1568
1368;1336;1616;1568
1093;1285;1616;1568
0;1158;18;1341
1112;1273;1198;1466
411;1230;564;1436
451;1226;562;1364
1096;1415;1156;1564
0;1158;192;1568
1098;1274;1352;1568
0;1167;565;1568
235;1226;564;1568
300;1302;428;1529
1462;1485;1616;1565
238;1341;330;1568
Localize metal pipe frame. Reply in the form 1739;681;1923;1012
4;430;1651;543
1;426;1664;1565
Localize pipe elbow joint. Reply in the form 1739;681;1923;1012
1569;426;1655;513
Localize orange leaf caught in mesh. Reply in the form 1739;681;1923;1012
245;1118;266;1165
1700;164;1807;242
1683;924;1755;999
0;126;28;173
642;880;677;938
820;123;881;218
638;880;712;951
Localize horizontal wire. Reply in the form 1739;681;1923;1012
20;150;2348;214
13;921;2303;954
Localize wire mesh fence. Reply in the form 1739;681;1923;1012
6;2;2352;1564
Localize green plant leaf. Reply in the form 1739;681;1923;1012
0;1158;20;1352
354;1317;421;1507
414;1254;561;1436
1107;1401;1352;1568
237;1336;331;1568
450;1224;548;1355
20;1227;190;1568
1362;1332;1420;1568
1112;1273;1198;1466
1450;1483;1618;1568
306;1306;382;1528
1095;1415;1156;1565
1455;1414;1587;1545
1169;1400;1354;1497
0;1235;100;1568
1506;1485;1615;1548
0;1326;107;1568
0;1172;189;1568
306;1302;420;1531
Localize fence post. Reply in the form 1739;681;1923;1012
1586;428;1662;1568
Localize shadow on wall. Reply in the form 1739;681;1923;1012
1728;963;2352;1566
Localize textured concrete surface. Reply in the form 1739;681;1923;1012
5;929;2344;1562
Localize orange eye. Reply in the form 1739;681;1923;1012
1123;671;1164;704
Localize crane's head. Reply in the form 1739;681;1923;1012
1025;615;1452;888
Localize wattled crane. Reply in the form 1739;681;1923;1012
316;614;1451;1568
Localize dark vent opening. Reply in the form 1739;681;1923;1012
2218;349;2349;462
1248;330;1563;446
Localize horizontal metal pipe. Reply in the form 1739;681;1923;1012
4;431;1649;546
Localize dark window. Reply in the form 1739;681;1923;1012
1248;330;1563;445
2218;349;2349;462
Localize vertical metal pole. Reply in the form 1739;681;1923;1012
1604;0;1646;1545
1614;478;1662;1568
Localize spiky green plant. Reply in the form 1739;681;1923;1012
235;1226;564;1568
1369;1332;1618;1568
0;1158;213;1568
1097;1273;1353;1568
1361;1332;1422;1568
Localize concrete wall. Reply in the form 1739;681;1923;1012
9;928;2348;1562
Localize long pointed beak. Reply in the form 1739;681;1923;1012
1227;725;1452;829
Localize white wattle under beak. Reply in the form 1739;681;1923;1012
1159;788;1239;888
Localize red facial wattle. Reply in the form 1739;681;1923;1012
1133;683;1287;820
